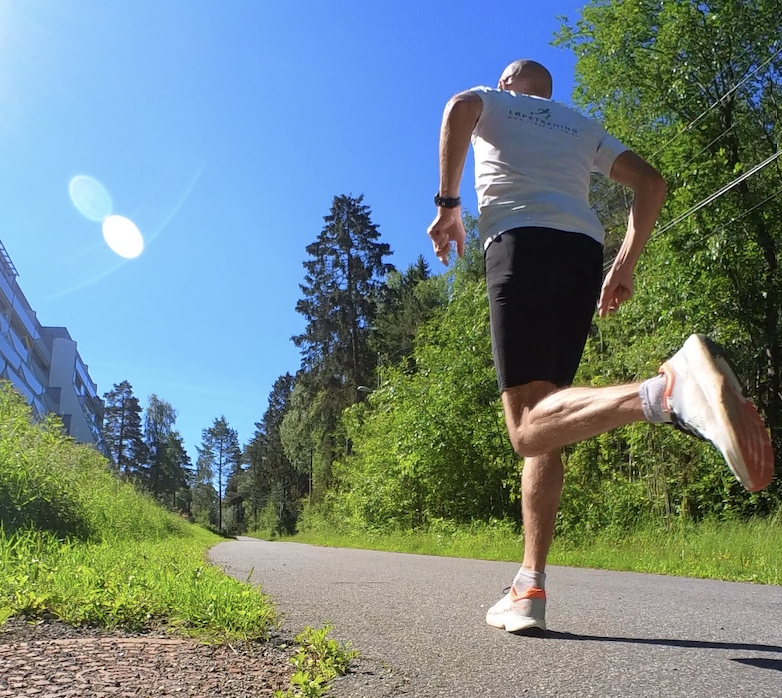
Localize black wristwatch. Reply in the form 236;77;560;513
434;194;461;209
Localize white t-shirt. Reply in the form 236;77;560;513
470;87;628;249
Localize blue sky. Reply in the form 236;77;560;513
0;0;585;462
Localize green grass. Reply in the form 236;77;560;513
277;514;782;585
275;626;359;698
0;382;276;641
0;527;275;639
548;517;782;584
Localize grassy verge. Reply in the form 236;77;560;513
0;381;278;640
0;527;276;639
278;515;782;585
549;517;781;583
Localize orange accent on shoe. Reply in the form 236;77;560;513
510;586;546;602
659;363;675;413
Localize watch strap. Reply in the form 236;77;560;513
434;194;461;208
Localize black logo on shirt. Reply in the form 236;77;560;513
507;108;578;135
530;107;551;121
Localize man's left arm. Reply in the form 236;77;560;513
427;91;483;265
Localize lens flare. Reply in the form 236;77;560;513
69;175;112;221
102;215;144;259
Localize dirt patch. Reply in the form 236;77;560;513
0;619;295;697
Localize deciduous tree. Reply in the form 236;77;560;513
143;394;191;509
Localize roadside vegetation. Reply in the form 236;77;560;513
0;383;273;639
0;383;354;696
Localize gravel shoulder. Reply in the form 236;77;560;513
0;618;294;697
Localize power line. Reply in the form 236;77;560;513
591;42;782;211
603;147;782;272
682;185;782;252
650;42;782;159
648;148;782;243
677;109;754;173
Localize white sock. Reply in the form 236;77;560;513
513;566;546;592
639;374;672;424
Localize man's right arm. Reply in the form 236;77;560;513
437;90;484;199
598;150;667;316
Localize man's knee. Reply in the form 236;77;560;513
502;380;559;458
508;424;541;458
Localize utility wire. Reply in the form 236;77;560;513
591;42;782;211
649;42;782;159
649;149;782;243
603;148;782;272
682;185;782;252
678;109;754;173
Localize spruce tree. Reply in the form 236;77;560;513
293;194;393;391
244;373;305;533
372;255;446;370
102;381;146;480
291;194;393;499
143;395;190;507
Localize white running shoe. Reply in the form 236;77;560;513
486;586;546;633
660;334;774;492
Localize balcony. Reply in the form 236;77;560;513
5;365;35;403
0;333;22;370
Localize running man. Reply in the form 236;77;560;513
426;59;774;633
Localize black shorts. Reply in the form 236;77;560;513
485;227;604;391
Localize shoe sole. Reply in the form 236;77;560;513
486;613;546;633
672;334;774;492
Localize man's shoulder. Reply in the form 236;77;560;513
467;87;538;113
469;89;579;114
468;86;500;100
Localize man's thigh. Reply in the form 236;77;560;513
484;227;603;392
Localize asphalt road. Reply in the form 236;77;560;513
209;538;782;698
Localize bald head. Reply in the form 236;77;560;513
498;60;553;98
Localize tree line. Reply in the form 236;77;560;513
103;0;781;537
101;383;243;531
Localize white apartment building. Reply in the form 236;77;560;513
0;239;104;450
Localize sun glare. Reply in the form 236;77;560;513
102;215;144;259
69;175;113;222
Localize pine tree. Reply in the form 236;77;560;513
198;416;241;532
102;381;146;480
